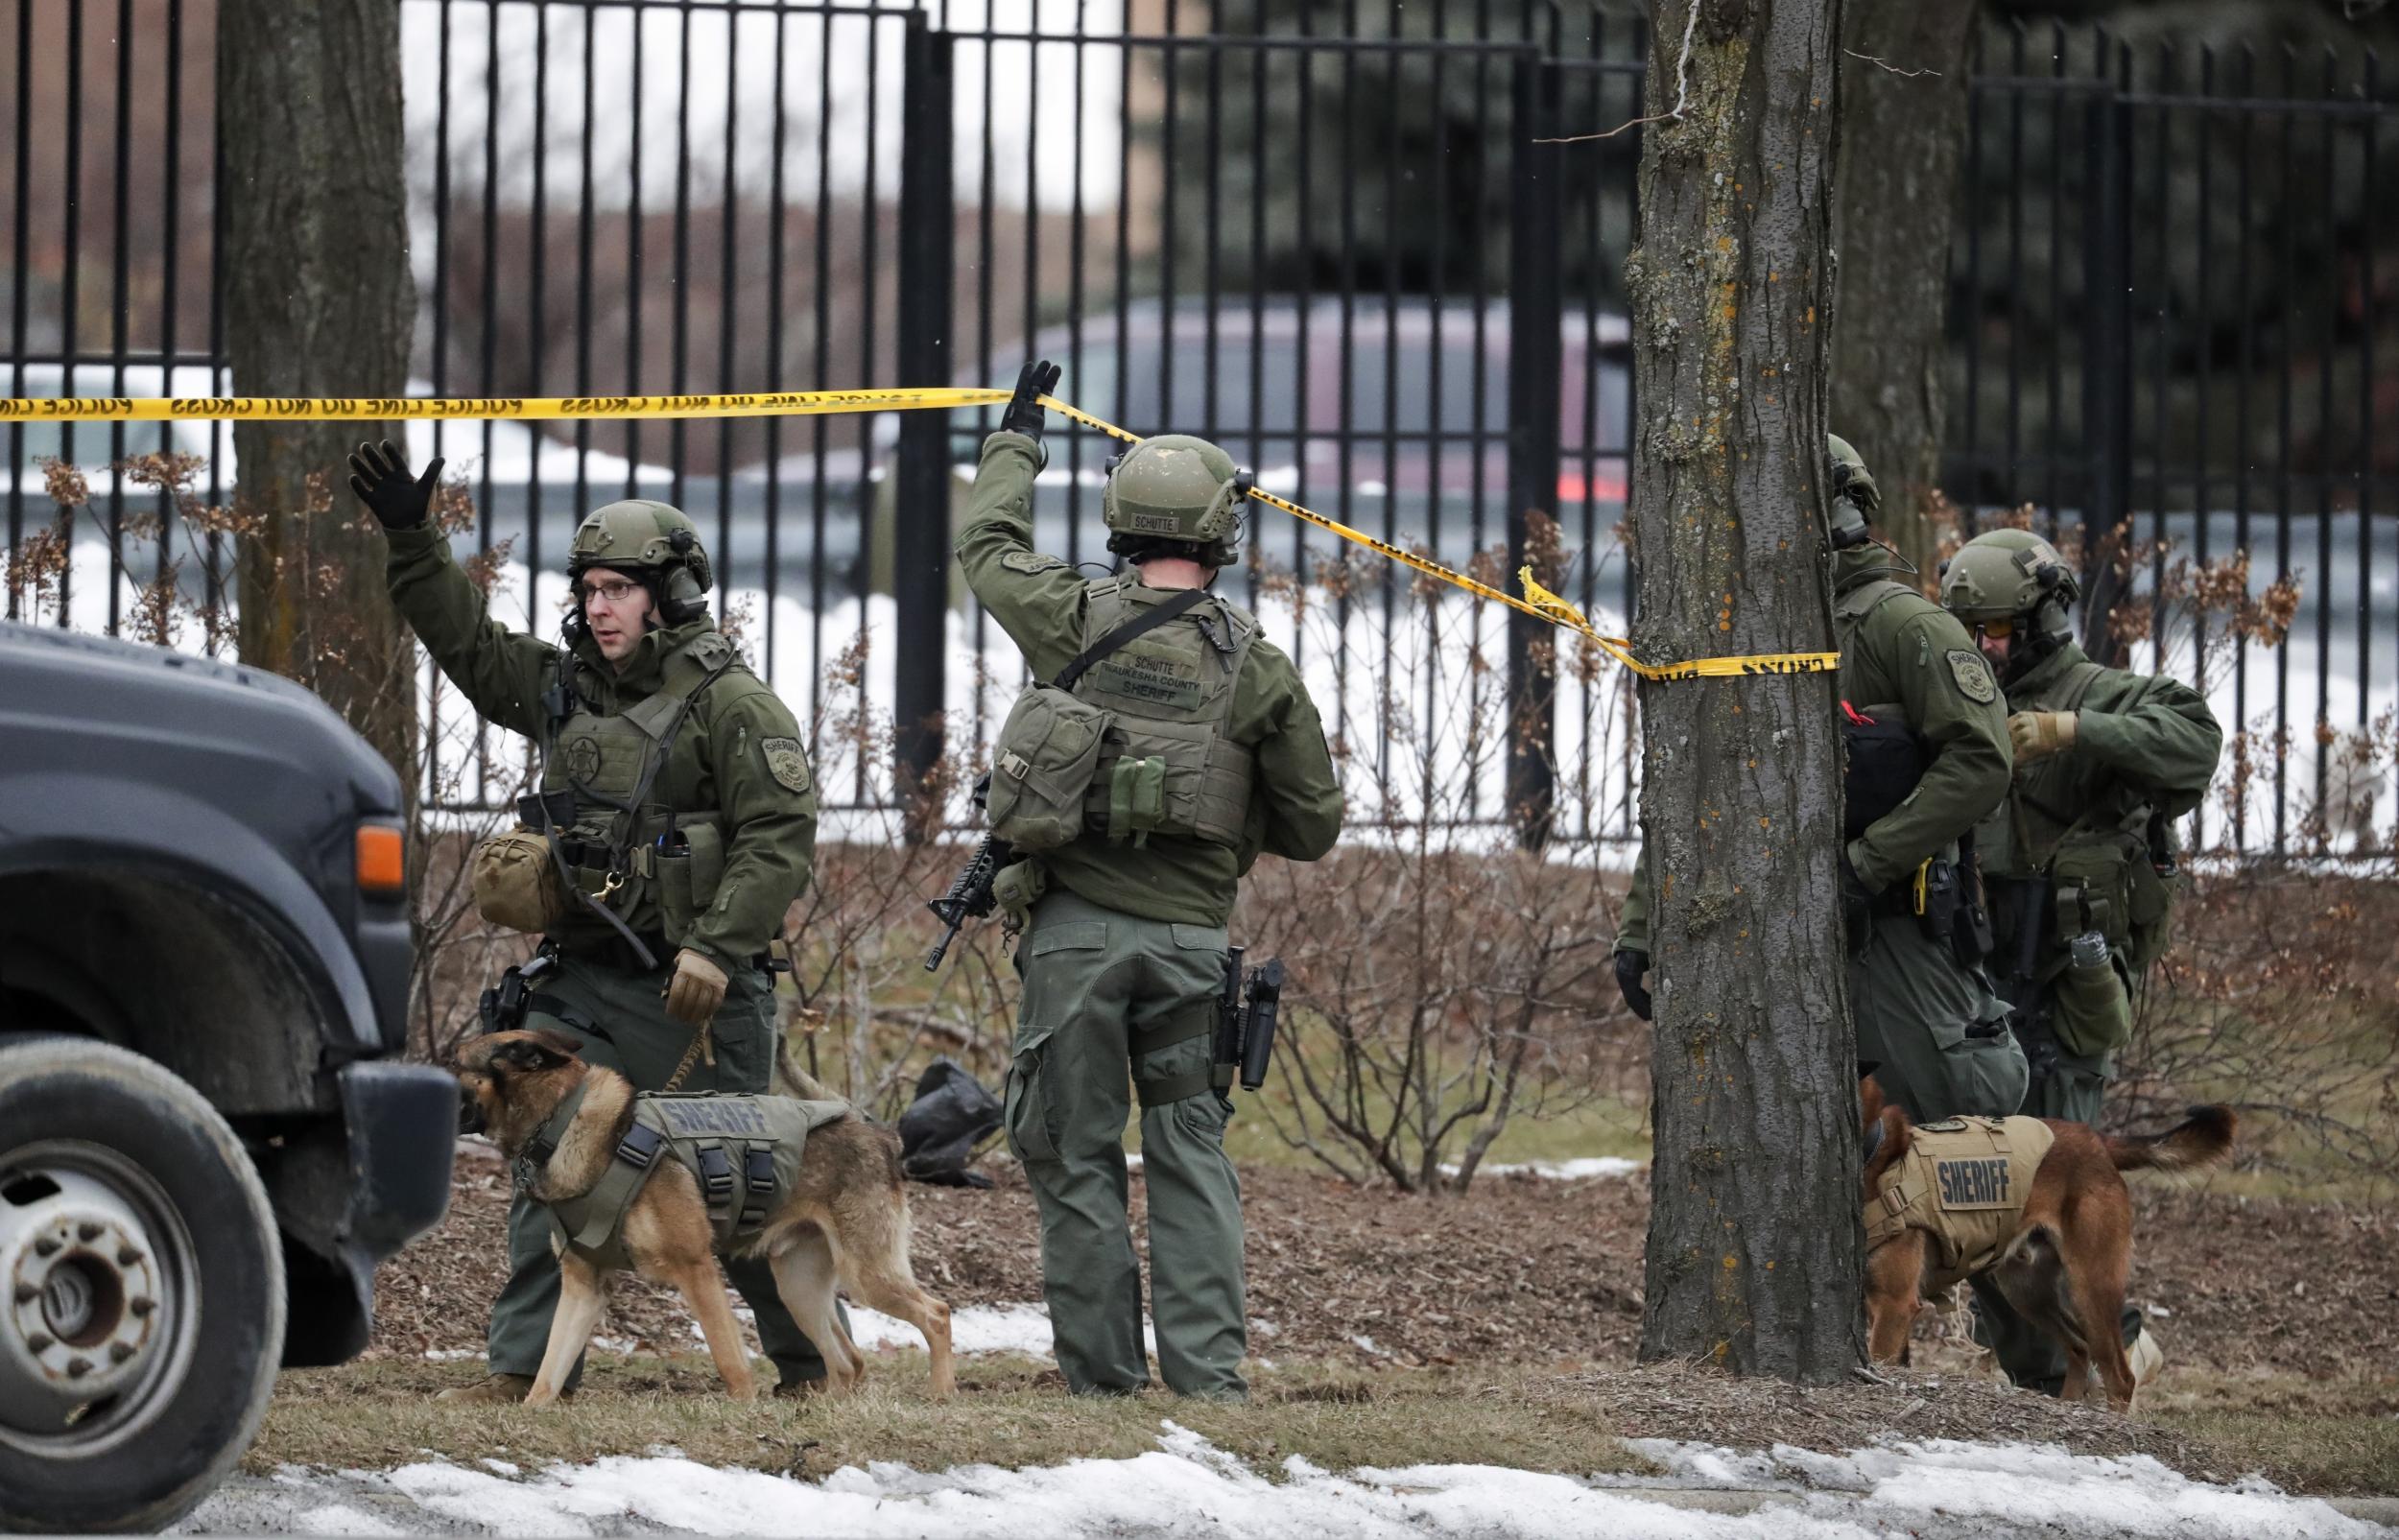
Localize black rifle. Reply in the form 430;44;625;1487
1212;950;1286;1093
2001;877;2062;1078
924;833;1015;972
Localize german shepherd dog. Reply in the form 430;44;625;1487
455;1029;956;1406
1860;1078;2235;1410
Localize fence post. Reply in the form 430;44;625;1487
894;18;955;840
1508;55;1563;847
2078;59;2137;661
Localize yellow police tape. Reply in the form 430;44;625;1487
0;387;1839;683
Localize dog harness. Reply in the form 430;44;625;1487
1865;1115;2056;1292
517;1086;850;1269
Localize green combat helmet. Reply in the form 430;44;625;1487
1827;433;1880;549
566;499;713;623
1103;435;1254;568
1939;527;2081;663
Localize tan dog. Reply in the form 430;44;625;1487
456;1029;955;1405
1859;1078;2234;1409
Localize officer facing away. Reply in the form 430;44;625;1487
1939;529;2221;1123
957;363;1342;1399
349;442;834;1403
1616;435;2029;1125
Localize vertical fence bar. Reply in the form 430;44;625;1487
108;0;131;634
2274;49;2295;853
627;3;646;487
530;4;549;629
669;0;692;503
158;0;183;599
716;4;737;581
2317;49;2338;827
2191;44;2214;851
2232;47;2253;851
2150;42;2173;675
575;3;595;531
432;0;452;483
1507;52;1560;846
8;0;31;619
892;16;955;827
2079;48;2133;657
764;4;787;678
59;0;81;628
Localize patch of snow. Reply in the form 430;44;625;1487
1440;1155;1646;1181
421;1348;487;1362
849;1301;1062;1358
194;1427;2387;1539
288;1504;409;1536
479;1459;520;1478
1350;1334;1389;1358
1626;1438;2385;1539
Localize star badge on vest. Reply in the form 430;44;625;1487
761;736;812;794
1946;649;1999;704
561;735;604;784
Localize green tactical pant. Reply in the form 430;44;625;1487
487;952;836;1389
1005;888;1247;1399
1853;912;2029;1124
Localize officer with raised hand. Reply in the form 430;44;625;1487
349;441;832;1404
1939;528;2221;1124
1616;436;2027;1125
957;363;1342;1400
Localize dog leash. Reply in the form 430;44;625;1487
659;1020;715;1095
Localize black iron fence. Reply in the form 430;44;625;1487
4;2;2394;853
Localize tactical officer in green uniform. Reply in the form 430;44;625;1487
1940;528;2221;1124
1616;436;2029;1124
347;440;833;1403
1940;527;2219;1400
957;363;1342;1400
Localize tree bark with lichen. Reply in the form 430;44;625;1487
1627;0;1865;1383
220;0;417;783
1826;0;1979;586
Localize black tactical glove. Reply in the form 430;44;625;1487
1839;850;1875;953
1001;359;1061;440
346;438;442;533
1613;948;1652;1022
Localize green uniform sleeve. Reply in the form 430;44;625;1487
1848;609;2013;893
1241;636;1343;865
954;430;1087;680
681;685;819;972
2073;675;2222;820
383;522;558;740
1616;845;1651;954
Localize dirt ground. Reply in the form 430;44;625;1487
376;1142;2393;1384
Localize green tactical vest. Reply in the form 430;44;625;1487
1070;577;1258;848
538;631;740;947
522;1086;852;1269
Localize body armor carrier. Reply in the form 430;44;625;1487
1071;576;1257;848
521;1087;850;1269
1865;1115;2058;1292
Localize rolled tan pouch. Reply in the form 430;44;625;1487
470;829;568;933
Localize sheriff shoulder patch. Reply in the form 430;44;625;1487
1000;550;1067;574
1946;649;1998;704
761;736;813;794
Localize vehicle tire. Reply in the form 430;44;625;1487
0;1038;285;1534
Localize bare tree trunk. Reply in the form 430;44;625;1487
1627;0;1864;1383
220;0;417;782
1825;0;1979;587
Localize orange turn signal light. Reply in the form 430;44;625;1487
356;823;406;896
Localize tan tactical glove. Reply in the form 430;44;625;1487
663;947;729;1026
2007;710;2078;767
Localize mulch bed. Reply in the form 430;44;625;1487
371;1143;2394;1386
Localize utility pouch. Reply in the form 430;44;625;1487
986;686;1111;851
471;828;569;934
990;858;1048;931
1916;857;1960;941
1841;701;1929;841
1106;755;1169;846
2049;832;2139;952
517;789;577;831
